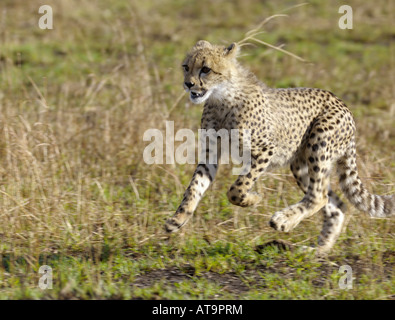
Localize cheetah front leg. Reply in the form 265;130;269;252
165;163;218;232
227;151;274;207
165;124;221;233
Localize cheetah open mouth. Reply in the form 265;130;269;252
190;90;207;100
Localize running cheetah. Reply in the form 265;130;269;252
165;40;394;254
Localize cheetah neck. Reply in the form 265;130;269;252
207;65;265;106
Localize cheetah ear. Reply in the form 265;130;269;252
224;43;239;59
194;40;211;49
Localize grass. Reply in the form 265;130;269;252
0;0;394;299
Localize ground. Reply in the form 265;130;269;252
0;0;394;299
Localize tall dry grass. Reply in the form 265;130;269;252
0;1;173;268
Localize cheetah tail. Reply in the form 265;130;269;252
336;142;395;218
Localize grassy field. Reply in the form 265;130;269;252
0;0;394;299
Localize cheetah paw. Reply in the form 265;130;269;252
164;216;188;233
228;191;262;207
269;211;301;232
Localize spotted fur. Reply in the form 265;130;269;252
165;40;394;254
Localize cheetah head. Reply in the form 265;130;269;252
182;40;239;104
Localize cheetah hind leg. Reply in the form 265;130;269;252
270;123;337;233
269;155;346;253
269;196;328;232
269;153;330;232
315;201;345;255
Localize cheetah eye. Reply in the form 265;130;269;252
182;65;189;72
201;66;211;74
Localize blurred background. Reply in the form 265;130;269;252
0;0;393;299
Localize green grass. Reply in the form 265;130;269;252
0;0;394;299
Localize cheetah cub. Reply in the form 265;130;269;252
165;40;394;254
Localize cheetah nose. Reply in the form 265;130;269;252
185;81;195;89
